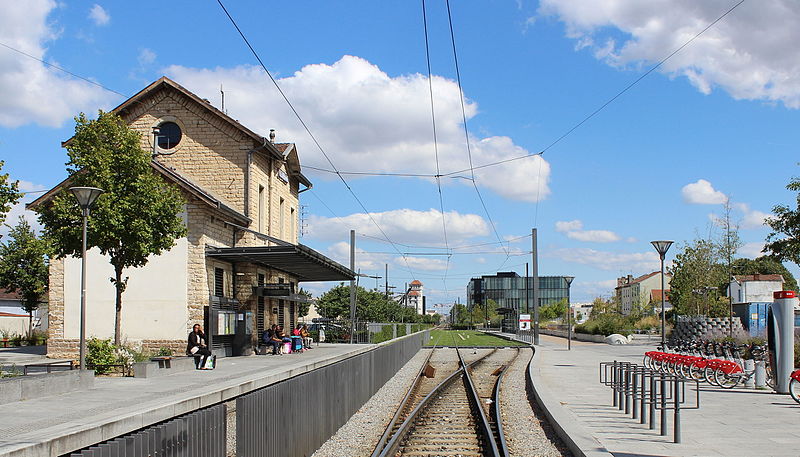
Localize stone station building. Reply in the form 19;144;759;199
30;77;354;358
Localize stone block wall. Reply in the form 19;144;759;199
670;316;748;342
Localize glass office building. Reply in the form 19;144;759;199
466;272;572;331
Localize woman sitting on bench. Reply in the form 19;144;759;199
187;324;212;369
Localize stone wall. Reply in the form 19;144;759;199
670;316;748;342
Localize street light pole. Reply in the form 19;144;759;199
70;187;104;371
565;276;574;351
651;241;673;349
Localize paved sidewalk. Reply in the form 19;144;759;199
524;334;800;457
1;344;370;457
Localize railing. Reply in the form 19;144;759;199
22;360;74;376
600;360;700;443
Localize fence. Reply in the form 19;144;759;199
67;403;226;457
600;360;700;443
306;320;431;344
236;329;428;457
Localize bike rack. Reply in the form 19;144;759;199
600;360;700;443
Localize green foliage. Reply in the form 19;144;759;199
86;338;118;375
26;329;47;346
0;161;22;227
539;299;568;321
668;238;728;317
396;324;407;337
765;174;800;266
575;303;662;336
370;325;395;343
36;112;187;345
316;283;431;323
0;217;49;335
157;347;173;357
297;287;312;318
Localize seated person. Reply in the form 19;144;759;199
300;324;313;349
187;324;212;369
264;324;282;355
292;324;302;337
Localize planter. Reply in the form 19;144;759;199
1;339;7;348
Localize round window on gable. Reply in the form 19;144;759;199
156;121;182;149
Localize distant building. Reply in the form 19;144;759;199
466;272;572;331
0;288;48;332
729;274;784;304
572;302;593;324
615;272;671;316
407;280;425;315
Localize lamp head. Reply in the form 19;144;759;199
564;276;575;286
650;240;674;258
69;187;104;210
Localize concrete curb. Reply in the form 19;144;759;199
526;347;613;457
0;370;94;406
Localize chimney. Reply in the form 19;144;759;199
269;129;276;143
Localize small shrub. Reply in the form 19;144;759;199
10;334;22;346
157;347;173;357
371;325;394;344
86;338;118;375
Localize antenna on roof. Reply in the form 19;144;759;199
220;84;225;114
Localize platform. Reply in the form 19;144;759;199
0;344;372;457
514;333;800;457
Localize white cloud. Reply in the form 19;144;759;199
682;179;727;204
166;56;551;202
88;4;110;26
325;241;390;271
734;202;769;229
573;279;619;298
0;0;115;127
555;219;621;243
540;1;800;108
137;48;156;66
547;247;661;271
555;220;583;232
739;241;765;259
307;208;489;246
402;256;449;271
0;181;47;238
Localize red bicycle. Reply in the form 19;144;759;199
790;369;800;404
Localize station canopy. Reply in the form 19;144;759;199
206;244;355;282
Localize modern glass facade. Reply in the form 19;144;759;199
466;272;572;331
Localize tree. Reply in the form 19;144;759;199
36;112;186;345
297;287;312;318
539;298;568;321
765;175;800;266
668;238;727;316
0;217;49;335
731;256;798;292
0;161;22;227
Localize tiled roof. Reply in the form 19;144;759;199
616;271;671;289
410;280;422;286
0;289;21;301
650;289;670;302
735;274;784;283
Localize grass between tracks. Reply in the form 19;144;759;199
425;329;528;347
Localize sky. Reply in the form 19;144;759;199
2;0;800;314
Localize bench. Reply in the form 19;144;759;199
133;356;197;378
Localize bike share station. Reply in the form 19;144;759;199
598;290;797;445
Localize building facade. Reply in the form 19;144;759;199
407;280;424;315
31;77;353;358
615;272;672;316
466;272;572;330
729;274;784;304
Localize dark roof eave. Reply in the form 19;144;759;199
206;244;355;282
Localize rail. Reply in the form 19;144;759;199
373;347;500;457
491;351;513;457
458;348;502;456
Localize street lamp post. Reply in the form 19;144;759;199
565;276;574;350
70;187;104;370
651;240;673;349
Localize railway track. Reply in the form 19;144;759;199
372;346;519;457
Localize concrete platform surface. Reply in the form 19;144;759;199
522;333;800;457
0;344;371;457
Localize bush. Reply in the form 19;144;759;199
157;347;173;357
574;313;632;336
27;330;47;346
396;324;407;337
86;338;118;375
371;325;395;344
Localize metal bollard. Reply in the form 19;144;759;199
624;367;631;415
632;370;638;419
649;374;656;430
660;374;667;436
744;359;755;388
611;360;618;406
618;364;625;411
640;370;647;424
754;360;766;388
674;376;681;443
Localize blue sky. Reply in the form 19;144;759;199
2;1;799;312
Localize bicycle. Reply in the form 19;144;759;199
714;344;774;389
790;369;800;403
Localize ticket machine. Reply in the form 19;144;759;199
768;290;796;394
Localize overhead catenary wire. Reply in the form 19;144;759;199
215;0;420;279
421;0;452;299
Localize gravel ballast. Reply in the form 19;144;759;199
311;349;429;457
500;349;572;457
